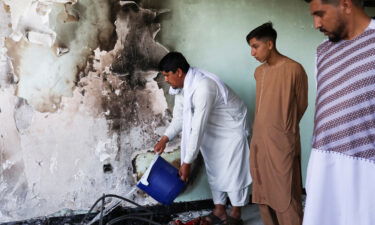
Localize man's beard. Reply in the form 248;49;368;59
321;19;347;43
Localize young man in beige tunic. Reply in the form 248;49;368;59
246;22;308;225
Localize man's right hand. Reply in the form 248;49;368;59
154;136;169;154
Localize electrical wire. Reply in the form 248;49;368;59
99;194;105;225
81;194;159;225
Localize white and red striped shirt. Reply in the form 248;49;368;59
304;19;375;225
313;21;375;161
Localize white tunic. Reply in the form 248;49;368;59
303;150;375;225
165;72;251;192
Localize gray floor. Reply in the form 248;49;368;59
240;194;306;225
241;204;264;225
172;195;306;224
172;204;264;225
181;195;306;225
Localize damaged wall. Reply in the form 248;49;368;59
0;0;325;222
0;0;212;222
2;0;373;222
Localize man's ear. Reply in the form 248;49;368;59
341;0;353;14
177;68;183;77
267;40;274;50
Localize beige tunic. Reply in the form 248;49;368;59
250;57;308;212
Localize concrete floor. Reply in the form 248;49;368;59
179;195;306;225
172;204;264;225
239;195;306;225
241;204;264;225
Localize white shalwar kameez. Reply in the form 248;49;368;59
164;67;251;204
303;20;375;225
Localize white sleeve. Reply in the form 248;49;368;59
164;94;183;141
183;82;216;164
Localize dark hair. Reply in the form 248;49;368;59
158;52;190;73
246;22;277;44
304;0;364;7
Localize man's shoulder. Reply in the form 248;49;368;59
254;63;266;73
200;76;216;85
195;77;217;91
282;56;299;64
279;57;307;79
257;63;267;69
316;39;333;56
282;57;304;70
317;39;331;49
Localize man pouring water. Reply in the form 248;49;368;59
154;52;251;224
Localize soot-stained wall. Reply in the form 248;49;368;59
0;0;201;222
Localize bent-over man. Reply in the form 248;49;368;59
154;52;251;225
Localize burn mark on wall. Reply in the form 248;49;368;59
110;1;169;87
92;1;170;141
62;3;80;23
0;0;188;222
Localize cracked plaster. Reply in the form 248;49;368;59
0;0;185;222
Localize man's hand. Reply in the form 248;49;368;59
179;163;191;182
154;136;169;154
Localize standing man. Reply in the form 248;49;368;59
304;0;375;224
246;22;308;225
154;52;251;224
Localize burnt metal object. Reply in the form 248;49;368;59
1;199;214;225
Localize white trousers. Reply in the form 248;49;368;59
211;186;250;207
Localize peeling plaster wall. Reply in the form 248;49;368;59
0;2;11;86
0;0;192;222
7;0;370;222
5;0;115;112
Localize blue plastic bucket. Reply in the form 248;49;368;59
137;155;185;205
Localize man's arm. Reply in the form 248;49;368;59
154;94;183;154
154;135;169;154
180;81;216;181
295;65;309;122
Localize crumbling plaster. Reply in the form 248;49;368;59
0;0;202;222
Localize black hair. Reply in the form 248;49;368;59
304;0;364;7
158;52;190;73
246;22;277;44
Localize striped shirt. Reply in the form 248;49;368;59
312;19;375;162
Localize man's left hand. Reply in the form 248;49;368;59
179;163;191;182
